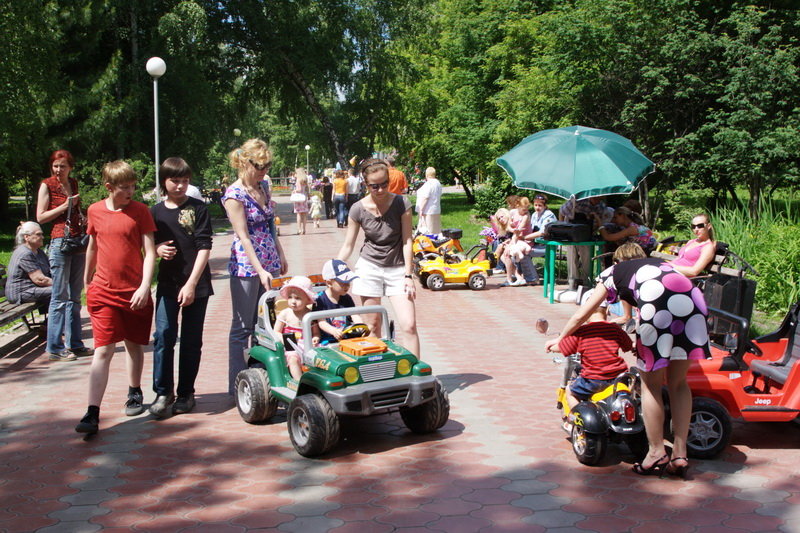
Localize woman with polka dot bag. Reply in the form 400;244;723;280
545;242;709;479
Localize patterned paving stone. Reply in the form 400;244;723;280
521;509;585;528
1;193;799;532
277;515;346;531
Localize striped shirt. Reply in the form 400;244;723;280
558;321;632;380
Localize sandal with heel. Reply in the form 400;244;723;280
667;457;690;479
632;454;670;477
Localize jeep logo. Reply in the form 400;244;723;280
754;398;772;405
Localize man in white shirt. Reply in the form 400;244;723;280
345;169;361;226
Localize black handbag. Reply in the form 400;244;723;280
544;222;593;242
60;198;89;255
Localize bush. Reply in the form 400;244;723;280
715;199;800;314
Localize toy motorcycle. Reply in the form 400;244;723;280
413;228;464;266
556;354;647;465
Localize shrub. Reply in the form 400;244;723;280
715;199;800;314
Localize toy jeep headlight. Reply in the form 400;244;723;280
397;358;412;375
344;366;360;384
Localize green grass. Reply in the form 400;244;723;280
412;192;487;248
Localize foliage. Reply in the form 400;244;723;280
714;198;800;314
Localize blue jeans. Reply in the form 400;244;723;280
152;294;209;397
334;194;347;226
47;239;87;353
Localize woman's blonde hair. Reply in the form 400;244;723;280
613;242;647;263
493;208;511;233
295;167;308;185
15;221;43;247
693;212;715;241
228;138;272;172
517;197;530;211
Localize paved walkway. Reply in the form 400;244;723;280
1;195;799;532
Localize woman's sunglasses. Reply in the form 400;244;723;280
367;181;390;191
690;223;707;229
250;160;270;171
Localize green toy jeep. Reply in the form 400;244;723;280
235;288;450;457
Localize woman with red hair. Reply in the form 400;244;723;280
36;150;93;361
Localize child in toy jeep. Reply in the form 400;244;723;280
680;304;800;459
273;276;321;380
237;285;450;457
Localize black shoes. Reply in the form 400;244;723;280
149;394;175;418
125;389;145;416
75;409;99;434
172;394;196;415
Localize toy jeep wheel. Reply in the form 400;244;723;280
467;272;486;290
426;273;445;291
687;397;732;459
235;368;277;423
571;424;606;465
288;394;341;457
400;378;450;433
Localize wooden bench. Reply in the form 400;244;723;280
650;240;757;279
0;263;47;352
651;241;758;324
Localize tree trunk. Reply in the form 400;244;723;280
454;169;474;202
749;173;761;220
277;52;348;169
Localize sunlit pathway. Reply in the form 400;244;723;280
0;193;798;532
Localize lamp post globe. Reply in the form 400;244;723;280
304;145;310;170
146;57;167;79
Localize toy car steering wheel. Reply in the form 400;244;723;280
341;323;370;340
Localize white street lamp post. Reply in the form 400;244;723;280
304;144;310;170
146;57;166;200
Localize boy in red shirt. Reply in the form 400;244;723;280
75;161;157;435
549;297;633;409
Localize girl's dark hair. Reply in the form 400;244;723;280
359;158;388;178
49;149;75;169
159;157;193;194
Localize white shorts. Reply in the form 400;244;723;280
352;257;407;297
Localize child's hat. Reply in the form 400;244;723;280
322;259;358;283
279;276;316;303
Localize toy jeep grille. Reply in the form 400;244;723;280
370;388;410;408
360;361;397;382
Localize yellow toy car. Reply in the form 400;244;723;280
417;244;495;291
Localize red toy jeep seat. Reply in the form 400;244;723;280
750;303;800;386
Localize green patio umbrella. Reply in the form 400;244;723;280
496;125;655;200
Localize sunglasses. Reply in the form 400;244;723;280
534;195;547;201
249;160;270;171
690;223;707;229
367;181;390;191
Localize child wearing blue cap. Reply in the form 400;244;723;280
314;259;365;344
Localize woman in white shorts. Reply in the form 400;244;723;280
337;158;419;356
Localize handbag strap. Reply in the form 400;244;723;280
64;197;74;235
63;197;82;236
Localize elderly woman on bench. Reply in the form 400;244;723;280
5;221;52;306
